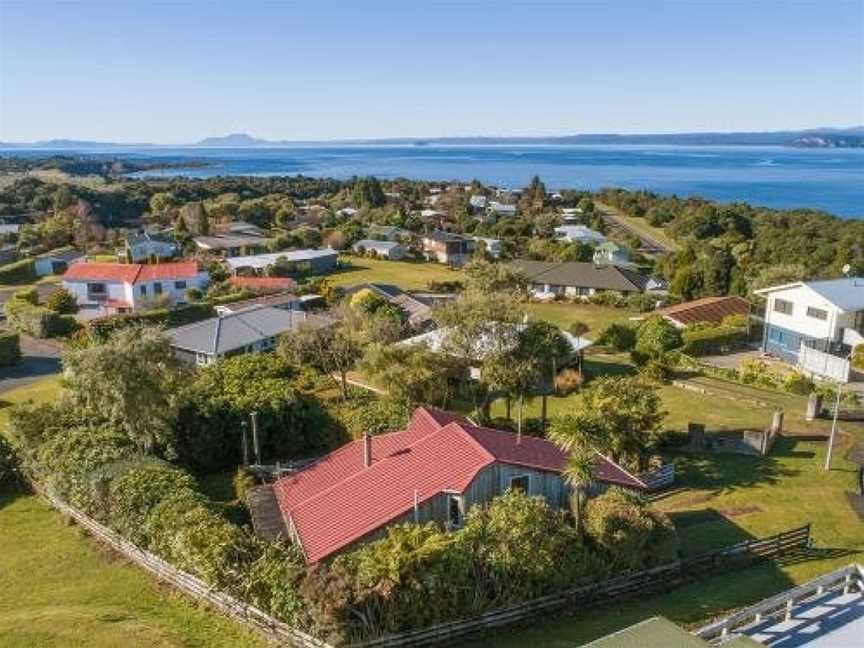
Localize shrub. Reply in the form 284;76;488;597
625;293;660;312
681;325;747;356
45;287;79;314
186;287;204;302
782;371;814;396
639;358;673;383
635;317;683;361
232;467;257;504
588;291;625;308
0;330;21;367
554;368;584;395
596;322;636;351
0;258;35;284
5;299;78;338
88;303;214;339
853;344;864;372
0;435;21;489
14;287;39;305
584;487;680;571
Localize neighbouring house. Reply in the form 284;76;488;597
367;224;410;242
215;291;302;315
125;231;179;263
336;207;359;218
400;322;593;377
225;249;338;276
648;295;751;329
554;225;607;246
486;201;518;220
419;209;447;226
34;248;86;276
469;195;488;211
0;244;18;264
193;222;272;256
62;261;208;313
265;406;646;562
228;276;296;292
352;239;406;260
348;283;435;330
510;260;653;298
473;236;503;259
754;278;864;382
422;231;476;266
561;207;583;223
167;304;321;365
0;223;21;237
593;241;631;266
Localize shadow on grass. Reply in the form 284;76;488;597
670;445;799;494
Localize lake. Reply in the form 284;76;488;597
8;144;864;218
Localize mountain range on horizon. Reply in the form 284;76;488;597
2;127;864;149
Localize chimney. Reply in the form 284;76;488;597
363;433;372;468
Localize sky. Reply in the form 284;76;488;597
1;0;863;143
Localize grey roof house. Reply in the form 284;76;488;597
510;260;653;297
352;239;406;260
349;283;435;330
167;305;324;365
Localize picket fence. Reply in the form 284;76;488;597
40;490;811;648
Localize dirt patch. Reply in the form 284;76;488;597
664;492;717;509
845;441;864;466
718;504;762;518
845;492;864;521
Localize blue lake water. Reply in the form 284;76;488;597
5;145;864;218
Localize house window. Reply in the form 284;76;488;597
509;474;530;494
806;307;827;321
153;282;163;295
175;280;187;290
447;493;463;528
773;299;793;315
140;285;147;296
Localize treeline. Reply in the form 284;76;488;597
598;188;864;297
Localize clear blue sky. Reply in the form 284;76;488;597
1;0;862;143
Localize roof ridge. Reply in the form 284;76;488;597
595;451;648;489
450;422;498;464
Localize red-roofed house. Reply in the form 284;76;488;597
651;296;751;329
63;261;209;313
267;406;646;563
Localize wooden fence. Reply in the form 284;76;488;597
349;524;812;647
38;489;812;648
41;490;333;648
639;462;675;490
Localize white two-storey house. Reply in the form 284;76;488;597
755;278;864;381
62;261;209;313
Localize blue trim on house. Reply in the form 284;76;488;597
763;323;816;364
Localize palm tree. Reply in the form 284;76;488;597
563;448;595;537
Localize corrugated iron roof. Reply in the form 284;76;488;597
273;406;645;563
655;295;750;327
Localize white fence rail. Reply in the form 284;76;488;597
798;343;850;383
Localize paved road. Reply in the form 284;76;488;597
0;334;62;394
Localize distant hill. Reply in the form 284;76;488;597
2;127;863;149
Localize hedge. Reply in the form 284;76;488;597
0;330;21;367
681;325;748;356
89;303;215;338
4;299;78;338
0;258;35;284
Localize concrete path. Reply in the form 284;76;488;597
0;335;62;394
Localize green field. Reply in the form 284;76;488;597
526;302;636;336
0;377;264;648
328;256;464;290
476;369;864;646
0;492;265;648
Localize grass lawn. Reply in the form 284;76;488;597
526;302;637;336
327;256;463;291
0;491;265;648
596;201;679;252
0;376;264;648
476;366;864;647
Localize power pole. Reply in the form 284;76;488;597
824;385;842;471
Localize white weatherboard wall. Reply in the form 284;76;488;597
763;284;842;340
62;279;132;306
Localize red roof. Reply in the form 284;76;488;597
229;276;296;292
63;261;200;284
655;296;750;327
273;407;645;563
